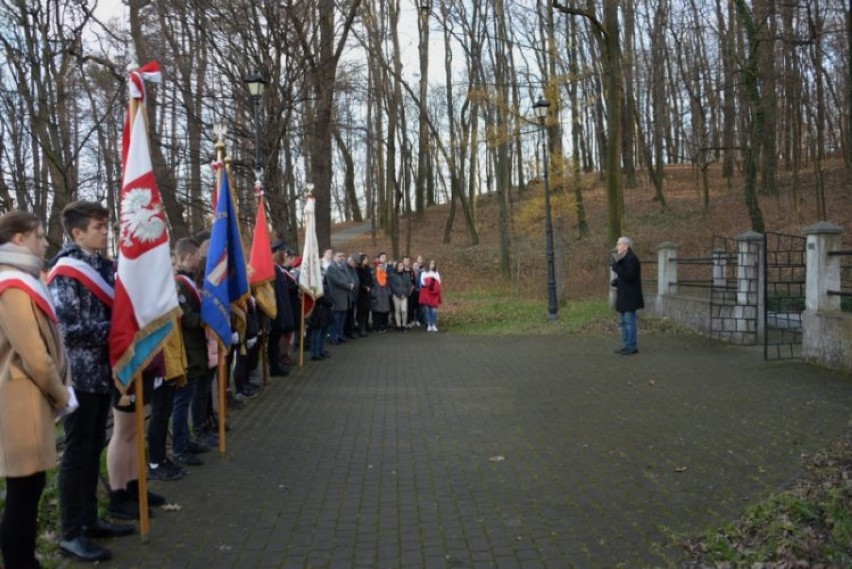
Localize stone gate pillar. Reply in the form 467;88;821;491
803;222;843;313
736;231;764;343
657;242;678;297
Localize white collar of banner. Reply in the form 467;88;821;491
175;273;201;304
0;270;58;322
46;257;115;308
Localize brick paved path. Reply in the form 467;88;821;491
80;333;852;568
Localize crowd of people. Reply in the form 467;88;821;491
0;200;443;568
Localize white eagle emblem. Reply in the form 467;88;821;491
120;188;166;247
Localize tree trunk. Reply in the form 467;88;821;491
735;0;766;232
332;126;362;222
604;0;625;244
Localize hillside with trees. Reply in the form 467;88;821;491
0;0;849;270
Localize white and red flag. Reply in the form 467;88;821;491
298;193;324;310
109;61;181;392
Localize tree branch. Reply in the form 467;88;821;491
551;1;607;41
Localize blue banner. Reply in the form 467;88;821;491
200;169;249;347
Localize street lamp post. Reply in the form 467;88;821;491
417;0;431;217
533;95;559;320
244;71;266;184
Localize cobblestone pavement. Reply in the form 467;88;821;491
72;332;852;568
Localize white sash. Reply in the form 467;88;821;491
46;257;114;308
175;273;201;304
0;270;58;322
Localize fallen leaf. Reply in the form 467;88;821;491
489;455;506;462
161;503;182;511
648;380;656;386
674;466;688;472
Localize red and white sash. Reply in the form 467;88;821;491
46;257;115;308
0;270;58;322
175;273;201;304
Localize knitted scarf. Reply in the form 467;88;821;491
0;242;43;276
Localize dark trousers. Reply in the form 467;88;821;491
371;311;389;331
1;471;46;569
310;326;327;357
147;380;175;465
331;310;346;341
233;342;259;393
356;295;371;333
59;390;111;539
344;305;356;338
171;377;195;455
191;371;214;433
408;294;419;325
267;329;289;371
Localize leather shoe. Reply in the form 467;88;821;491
83;517;135;538
621;348;639;356
59;536;112;562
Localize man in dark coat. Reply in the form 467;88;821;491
325;251;356;344
610;236;644;355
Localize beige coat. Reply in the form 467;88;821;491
0;280;70;477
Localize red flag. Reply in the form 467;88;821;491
248;196;277;318
248;197;275;285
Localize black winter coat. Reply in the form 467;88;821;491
611;248;645;313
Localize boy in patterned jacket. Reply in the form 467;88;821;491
47;201;133;563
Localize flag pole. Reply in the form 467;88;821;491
212;132;228;458
299;295;306;367
217;339;227;456
126;95;152;543
133;374;151;541
260;328;269;389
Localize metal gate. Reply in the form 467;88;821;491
763;232;806;360
709;235;758;345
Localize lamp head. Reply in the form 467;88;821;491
533;95;550;123
245;71;266;98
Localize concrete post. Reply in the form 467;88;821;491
736;231;764;342
656;242;678;296
803;222;843;313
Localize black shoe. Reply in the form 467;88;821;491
621;348;639;356
108;489;151;520
173;451;203;467
187;439;211;454
59;536;112;562
197;431;219;447
235;387;258;400
614;347;626;354
321;352;332;358
311;355;323;361
269;366;289;376
127;479;166;506
148;458;186;481
82;518;135;538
